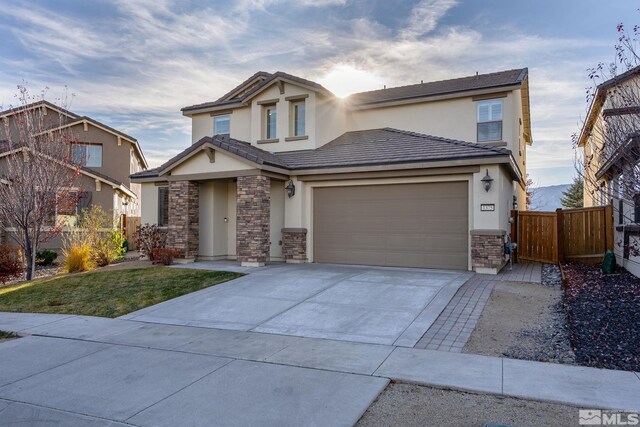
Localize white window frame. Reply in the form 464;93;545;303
264;105;277;139
213;114;230;136
477;99;503;142
292;100;306;137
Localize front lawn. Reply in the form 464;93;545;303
0;267;243;318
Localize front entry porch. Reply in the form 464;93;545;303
167;175;297;266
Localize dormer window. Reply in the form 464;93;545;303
477;99;503;142
213;114;230;136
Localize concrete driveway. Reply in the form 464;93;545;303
122;262;472;347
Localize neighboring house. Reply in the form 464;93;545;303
132;69;532;273
579;66;640;275
0;100;148;248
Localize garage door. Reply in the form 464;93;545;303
313;181;469;270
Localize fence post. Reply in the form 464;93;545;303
556;208;564;264
604;204;614;251
510;209;518;263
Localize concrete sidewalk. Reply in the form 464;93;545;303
1;312;639;421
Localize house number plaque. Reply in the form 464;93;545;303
480;204;495;211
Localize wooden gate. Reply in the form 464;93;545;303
515;211;558;263
122;215;141;251
511;206;613;264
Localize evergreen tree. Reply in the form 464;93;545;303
560;176;584;209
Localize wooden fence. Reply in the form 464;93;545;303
511;205;613;264
121;215;141;251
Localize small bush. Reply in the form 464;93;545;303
36;249;58;266
0;244;24;283
137;224;166;260
92;230;126;267
152;247;181;265
64;243;94;273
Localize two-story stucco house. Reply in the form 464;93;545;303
0;100;148;248
132;69;532;273
579;66;640;276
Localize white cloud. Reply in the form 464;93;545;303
400;0;458;39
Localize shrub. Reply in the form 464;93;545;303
63;243;94;273
151;247;181;265
91;230;126;267
0;244;24;283
36;249;58;266
137;224;166;260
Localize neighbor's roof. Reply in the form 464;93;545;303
346;69;528;107
0;100;79;120
132;128;513;179
181;71;334;114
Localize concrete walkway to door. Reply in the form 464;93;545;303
121;262;472;347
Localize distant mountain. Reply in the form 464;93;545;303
530;184;570;211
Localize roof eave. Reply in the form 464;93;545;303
348;83;523;111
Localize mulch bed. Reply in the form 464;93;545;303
562;262;640;371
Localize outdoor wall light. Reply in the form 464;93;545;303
224;217;228;223
481;169;494;192
512;195;518;210
285;180;296;198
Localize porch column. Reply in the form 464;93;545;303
168;180;199;260
236;175;270;266
470;229;506;274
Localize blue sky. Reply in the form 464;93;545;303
0;0;634;186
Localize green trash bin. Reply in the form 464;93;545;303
602;249;616;274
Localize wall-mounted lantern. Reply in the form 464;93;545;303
512;195;518;210
285;180;296;198
481;169;494;192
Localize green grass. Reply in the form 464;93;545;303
0;267;243;318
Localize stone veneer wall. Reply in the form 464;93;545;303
168;180;199;259
236;175;270;265
282;228;307;262
470;230;506;270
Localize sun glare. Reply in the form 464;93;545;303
317;64;385;98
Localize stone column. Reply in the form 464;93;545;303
470;229;506;274
236;175;270;266
282;228;307;263
168;180;199;260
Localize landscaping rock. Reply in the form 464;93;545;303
562;262;640;372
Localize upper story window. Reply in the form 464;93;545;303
264;105;277;139
292;101;306;136
477;100;503;142
73;144;102;167
213;114;230;136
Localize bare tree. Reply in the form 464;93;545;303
0;86;81;280
573;21;640;252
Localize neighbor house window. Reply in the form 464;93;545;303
158;186;169;227
264;105;277;139
292;101;305;136
213;114;230;136
73;144;102;167
477;100;503;142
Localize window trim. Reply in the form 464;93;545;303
213;113;231;137
290;100;306;137
263;104;277;140
73;143;103;167
476;99;503;143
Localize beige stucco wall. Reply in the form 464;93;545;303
141;182;160;225
171;150;254;176
191;107;252;144
346;93;518;155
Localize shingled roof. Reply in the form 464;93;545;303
181;71;334;114
275;128;511;170
347;69;528;107
132;128;512;180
